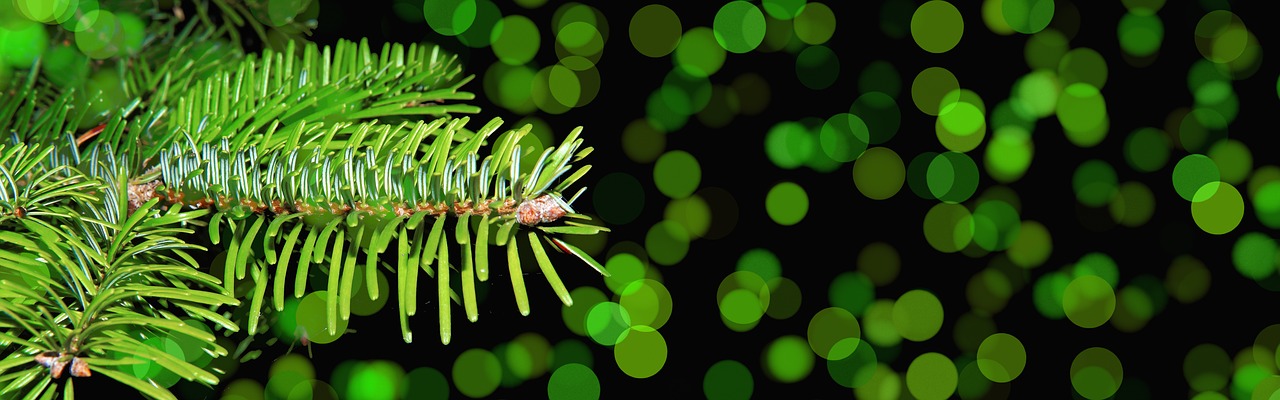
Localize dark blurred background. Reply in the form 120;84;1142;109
193;0;1280;398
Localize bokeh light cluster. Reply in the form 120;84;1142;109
9;0;1280;398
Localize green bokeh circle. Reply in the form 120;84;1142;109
1232;232;1276;280
704;360;753;400
674;27;726;77
808;307;862;359
906;352;958;400
923;202;974;253
423;0;477;36
1057;82;1109;147
794;2;836;45
853;147;906;200
765;181;809;226
763;335;814;383
1191;182;1243;235
453;349;502;398
713;1;767;53
1070;347;1124;400
911;1;965;54
645;220;690;266
826;338;878;389
629;5;681;57
892;289;945;342
653;150;701;199
1123;127;1171;173
1172;154;1221;201
1063;275;1116;328
547;363;600;400
795;44;840;90
491;15;539;65
614;326;667;378
977;333;1027;383
1003;0;1055;34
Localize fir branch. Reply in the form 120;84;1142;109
148;115;606;344
0;148;237;400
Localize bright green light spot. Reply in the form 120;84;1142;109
1062;275;1116;328
620;280;673;329
1012;69;1060;118
347;360;403;400
984;126;1033;183
452;349;502;398
585;302;632;346
0;19;48;68
1191;182;1243;235
911;1;964;54
892;289;944;342
295;291;348;344
793;2;836;45
614;326;667;378
1253;181;1280;229
906;352;958;400
765;182;808;226
1118;12;1164;57
807;307;861;359
763;335;814;383
423;0;477;36
721;289;765;325
547;363;600;400
1232;232;1275;281
1057;83;1109;148
713;1;767;53
562;287;606;336
939;101;985;138
491;15;539;65
653;150;701;199
765;121;815;169
1002;0;1055;34
982;0;1015;35
603;253;646;294
977;333;1026;382
547;64;581;107
674;27;726;77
